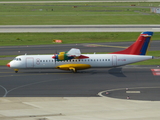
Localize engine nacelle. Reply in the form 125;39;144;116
56;64;91;71
52;52;74;61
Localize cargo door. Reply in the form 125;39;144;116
112;55;117;66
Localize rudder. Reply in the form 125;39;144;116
110;31;153;55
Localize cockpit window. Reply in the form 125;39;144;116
13;58;21;61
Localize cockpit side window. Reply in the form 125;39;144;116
13;57;21;61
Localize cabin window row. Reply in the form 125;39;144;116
39;59;110;62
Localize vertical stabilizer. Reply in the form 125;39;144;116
110;31;153;55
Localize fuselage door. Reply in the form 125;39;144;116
26;57;34;68
112;55;117;66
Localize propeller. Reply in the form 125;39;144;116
52;50;58;64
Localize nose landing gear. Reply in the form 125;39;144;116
14;69;19;73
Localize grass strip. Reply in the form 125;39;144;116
0;2;160;25
0;60;10;66
0;32;160;46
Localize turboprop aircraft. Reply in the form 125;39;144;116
7;31;154;73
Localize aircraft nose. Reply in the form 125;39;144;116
7;63;10;67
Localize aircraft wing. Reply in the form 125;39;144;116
52;48;89;61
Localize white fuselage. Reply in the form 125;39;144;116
9;54;153;69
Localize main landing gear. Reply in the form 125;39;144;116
69;67;77;73
14;69;19;73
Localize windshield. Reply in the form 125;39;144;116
13;57;21;61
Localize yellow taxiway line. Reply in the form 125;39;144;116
87;44;127;49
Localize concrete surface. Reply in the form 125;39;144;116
0;97;160;120
0;25;160;33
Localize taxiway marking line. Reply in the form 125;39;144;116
98;87;160;97
126;91;141;93
0;85;8;97
88;44;127;49
0;72;71;77
151;69;160;76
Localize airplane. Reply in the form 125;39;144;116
7;31;154;73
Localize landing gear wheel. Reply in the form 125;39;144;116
70;69;77;73
14;69;19;73
69;67;77;73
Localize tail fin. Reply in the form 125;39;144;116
110;31;153;55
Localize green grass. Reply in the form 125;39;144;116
0;32;160;46
0;55;17;58
0;2;160;25
0;60;10;66
2;15;160;25
0;2;160;66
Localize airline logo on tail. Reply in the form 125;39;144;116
110;31;153;55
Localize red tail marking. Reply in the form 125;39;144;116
110;33;150;55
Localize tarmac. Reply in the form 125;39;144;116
0;97;160;120
1;25;160;33
1;41;160;120
1;65;160;120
